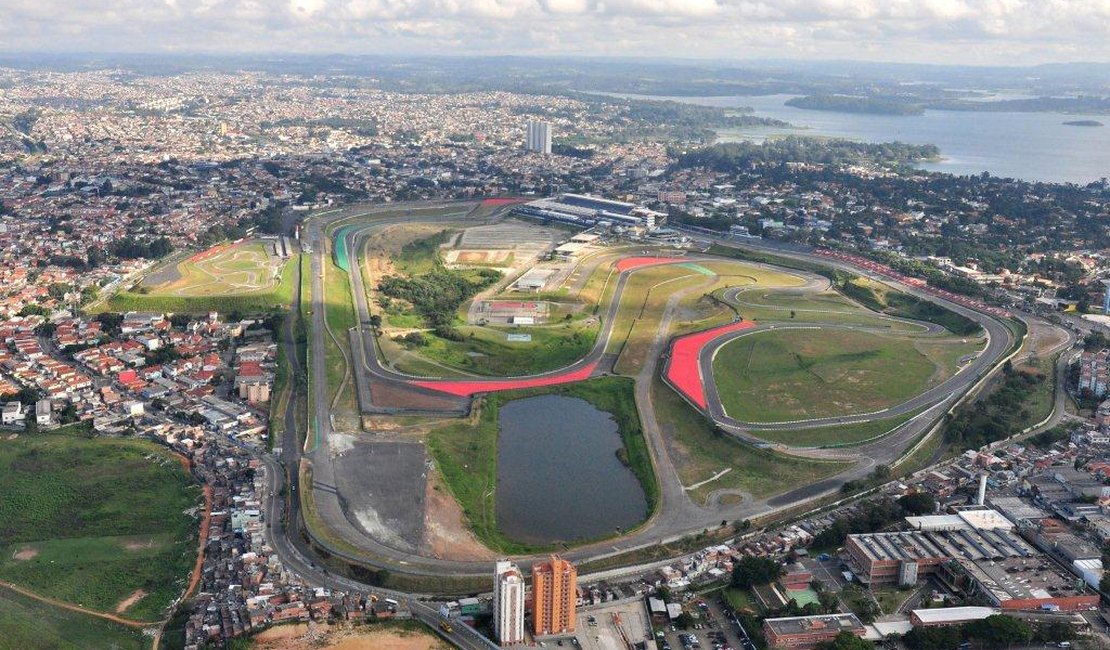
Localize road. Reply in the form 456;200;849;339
283;201;1031;584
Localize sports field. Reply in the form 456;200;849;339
712;328;937;422
104;238;295;313
0;428;201;623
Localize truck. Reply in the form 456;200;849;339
440;621;454;634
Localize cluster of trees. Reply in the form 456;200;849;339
672;137;940;173
813;631;872;650
730;556;784;589
245;203;286;236
378;268;500;339
904;614;1073;650
198;223;249;247
810;497;913;549
108;236;173;260
944;363;1046;450
834;275;981;336
867;252;986;299
668;206;734;232
786;94;925;116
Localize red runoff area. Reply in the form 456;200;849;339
480;197;525;207
411;360;600;397
615;256;684;272
665;321;755;410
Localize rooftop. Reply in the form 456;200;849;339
764;613;864;636
911;606;999;624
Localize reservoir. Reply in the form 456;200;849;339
614;93;1110;185
496;394;648;546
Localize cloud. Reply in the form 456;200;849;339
0;0;1106;65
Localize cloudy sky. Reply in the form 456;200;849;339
2;0;1109;65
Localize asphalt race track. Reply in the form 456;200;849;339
291;200;1017;581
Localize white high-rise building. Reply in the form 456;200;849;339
493;560;526;646
525;120;552;154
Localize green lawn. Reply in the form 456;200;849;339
652;379;851;505
873;586;918;615
321;241;360;431
719;587;757;613
426;377;655;554
751;410;922;448
0;429;200;622
394;321;599;377
0;587;148;650
712;328;936;422
1014;357;1056;429
894;429;945;476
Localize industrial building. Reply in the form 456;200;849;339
909;607;998;627
844;509;1098;612
493;560;526;646
515;193;664;229
531;554;577;637
762;613;866;649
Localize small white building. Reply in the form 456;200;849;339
2;401;25;425
35;399;52;426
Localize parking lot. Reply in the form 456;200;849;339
657;594;757;650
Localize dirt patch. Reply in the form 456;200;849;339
364;224;445;279
253;622;311;642
115;588;147;614
327;630;446;650
253;623;447;650
421;469;497;561
11;547;38;561
122;538;155;551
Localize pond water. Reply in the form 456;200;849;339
495;394;648;545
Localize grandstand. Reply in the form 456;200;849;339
515;193;664;229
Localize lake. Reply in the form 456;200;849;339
620;93;1110;184
495;394;647;545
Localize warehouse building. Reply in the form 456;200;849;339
845;509;1098;612
763;613;866;649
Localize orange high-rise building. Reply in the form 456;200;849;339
531;554;577;637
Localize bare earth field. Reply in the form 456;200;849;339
252;622;448;650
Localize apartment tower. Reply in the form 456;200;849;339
525;120;552;154
493;560;526;646
531;554;577;637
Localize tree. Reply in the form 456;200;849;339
58;402;77;424
16;386;41;406
369;314;383;329
1031;620;1076;643
817;590;839;614
675;612;695;630
813;631;872;650
904;625;961;650
963;615;1032;649
898;492;937;516
731;556;784;589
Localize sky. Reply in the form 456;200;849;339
2;0;1109;66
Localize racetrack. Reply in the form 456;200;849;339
293;201;1017;583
